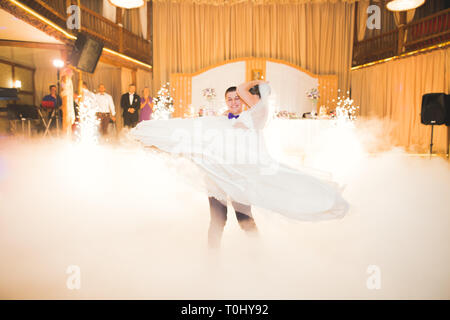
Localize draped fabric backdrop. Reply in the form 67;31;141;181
152;0;355;95
123;8;143;37
351;47;450;154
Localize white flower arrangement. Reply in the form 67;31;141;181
202;88;216;101
306;87;320;101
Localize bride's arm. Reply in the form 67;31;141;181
236;80;266;107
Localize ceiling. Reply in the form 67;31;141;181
0;9;62;44
0;46;64;68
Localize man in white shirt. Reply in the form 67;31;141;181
95;84;116;136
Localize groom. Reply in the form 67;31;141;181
207;86;258;249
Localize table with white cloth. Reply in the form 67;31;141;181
265;119;338;153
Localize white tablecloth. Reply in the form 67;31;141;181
265;119;338;153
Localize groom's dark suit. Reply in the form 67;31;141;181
121;92;140;128
207;111;258;249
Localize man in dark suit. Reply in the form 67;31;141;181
120;84;140;128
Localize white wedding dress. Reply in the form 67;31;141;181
131;83;349;221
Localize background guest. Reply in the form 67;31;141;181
95;84;116;136
40;84;62;129
139;87;153;122
121;84;140;128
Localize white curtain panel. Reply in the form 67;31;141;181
139;1;147;39
34;67;58;106
121;67;133;93
102;0;116;22
265;61;318;116
191;61;246;114
33;50;63;105
136;69;152;95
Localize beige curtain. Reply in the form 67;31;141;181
357;0;369;41
34;67;58;107
80;0;102;14
351;47;450;154
102;0;116;22
139;1;148;39
136;69;153;94
393;9;416;26
123;8;143;37
153;0;355;94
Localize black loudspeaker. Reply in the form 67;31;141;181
420;93;449;126
70;33;103;73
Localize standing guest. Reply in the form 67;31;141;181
40;84;62;128
120;84;140;128
95;84;116;136
139;87;152;122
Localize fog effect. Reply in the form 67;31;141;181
0;119;449;299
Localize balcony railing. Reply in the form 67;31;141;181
15;0;152;66
353;8;450;66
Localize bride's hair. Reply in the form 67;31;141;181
249;85;261;98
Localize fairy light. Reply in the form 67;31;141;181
335;91;359;122
75;90;100;144
153;83;174;120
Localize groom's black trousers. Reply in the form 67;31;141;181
208;197;258;248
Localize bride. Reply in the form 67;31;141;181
131;80;349;221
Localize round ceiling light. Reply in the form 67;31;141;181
109;0;145;9
386;0;426;12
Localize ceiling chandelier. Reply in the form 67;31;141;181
108;0;145;9
386;0;426;12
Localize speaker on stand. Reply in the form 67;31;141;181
420;93;450;159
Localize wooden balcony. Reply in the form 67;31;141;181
5;0;152;67
353;8;450;67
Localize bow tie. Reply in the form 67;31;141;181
228;113;239;119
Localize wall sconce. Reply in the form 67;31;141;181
53;59;65;68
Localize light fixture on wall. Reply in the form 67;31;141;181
13;80;22;89
386;0;426;11
53;59;64;68
108;0;145;9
